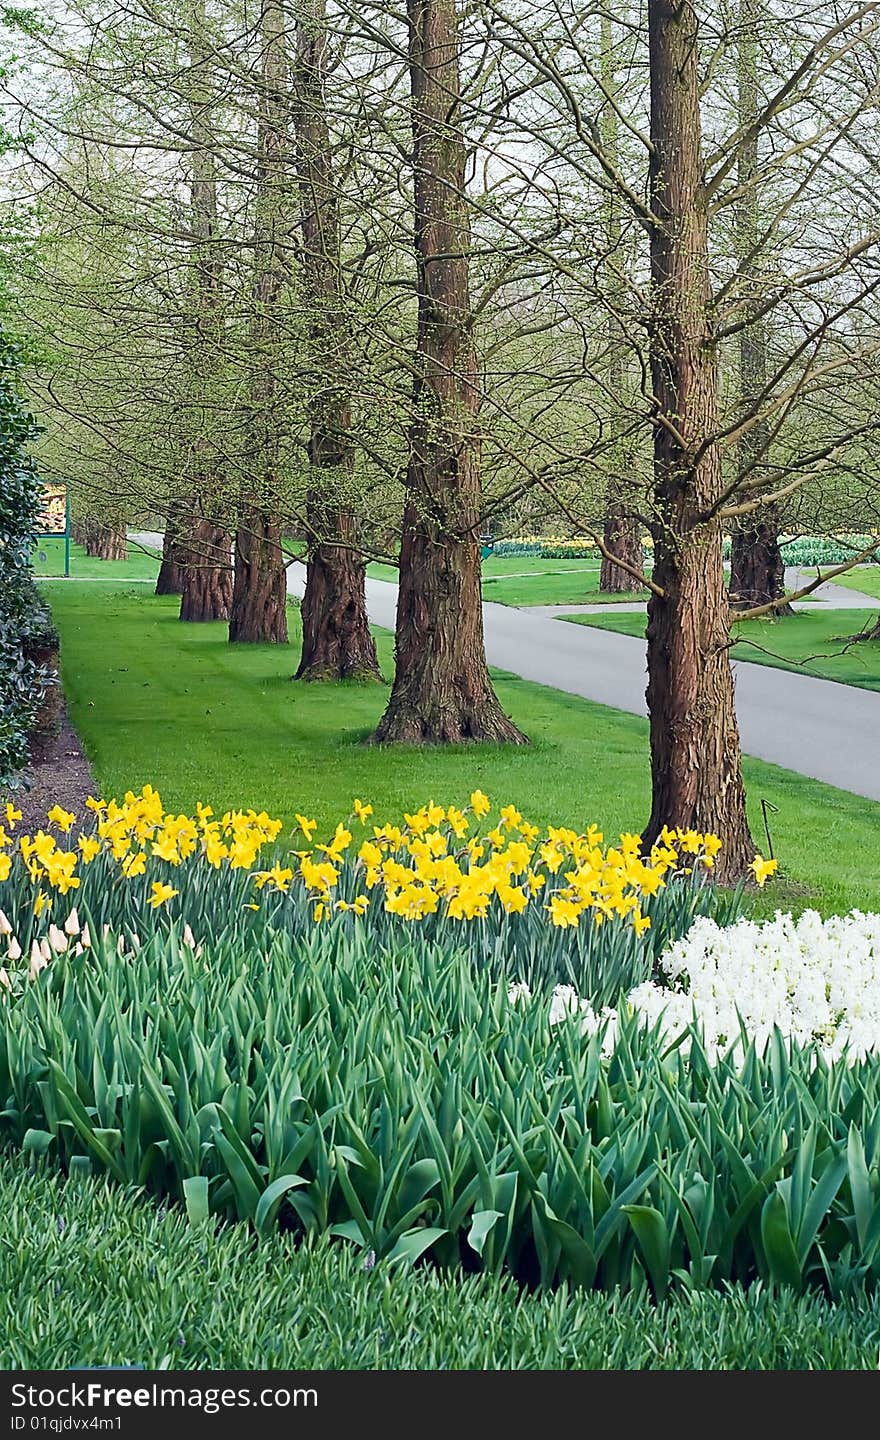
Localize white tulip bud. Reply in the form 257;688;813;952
29;940;47;978
0;968;10;990
81;924;92;949
48;924;68;953
40;937;52;963
0;910;11;937
7;936;21;962
64;908;81;936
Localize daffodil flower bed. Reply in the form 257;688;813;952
0;787;769;1002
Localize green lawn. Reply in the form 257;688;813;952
564;607;880;692
39;578;880;917
6;1154;878;1370
32;537;161;581
367;555;649;607
831;565;880;601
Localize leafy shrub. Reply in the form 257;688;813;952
0;328;44;788
4;1154;880;1369
4;921;880;1297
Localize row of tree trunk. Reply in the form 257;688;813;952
150;0;815;883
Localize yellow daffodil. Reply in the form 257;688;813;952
77;835;101;864
295;814;318;842
0;854;10;883
750;854;779;888
148;881;178;909
548;895;581;929
47;805;75;834
470;789;491;819
5;803;21;829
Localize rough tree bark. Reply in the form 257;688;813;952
371;0;526;743
729;516;789;610
179;516;233;623
727;0;791;615
84;524;127;561
155;500;189;595
598;6;644;595
178;0;230;625
643;0;755;882
230;510;288;642
296;504;382;679
601;502;644;593
292;0;381;680
228;0;289;645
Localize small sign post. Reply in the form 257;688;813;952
36;482;70;576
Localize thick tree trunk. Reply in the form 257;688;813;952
729;517;791;612
292;0;381;682
228;0;290;646
155;501;189;595
726;0;792;618
85;524;127;561
371;0;526;744
597;8;644;597
180;0;229;628
230;507;288;643
600;504;643;592
296;505;379;679
643;0;754;883
179;517;232;622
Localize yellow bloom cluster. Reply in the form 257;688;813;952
0;787;283;912
283;796;744;932
0;788;777;935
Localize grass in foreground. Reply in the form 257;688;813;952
3;1155;879;1370
38;580;880;916
565;607;880;692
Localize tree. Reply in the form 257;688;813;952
372;0;526;742
155;500;188;595
292;0;382;681
178;0;233;625
228;0;290;645
641;0;755;878
727;0;790;613
597;6;645;595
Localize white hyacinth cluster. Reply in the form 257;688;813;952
510;910;880;1062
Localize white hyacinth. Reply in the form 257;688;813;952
519;910;880;1063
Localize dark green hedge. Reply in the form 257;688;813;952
0;328;46;787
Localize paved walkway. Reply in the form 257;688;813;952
283;559;880;803
130;534;880;803
531;567;879;616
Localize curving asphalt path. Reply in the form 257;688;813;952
284;560;880;803
130;534;880;803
